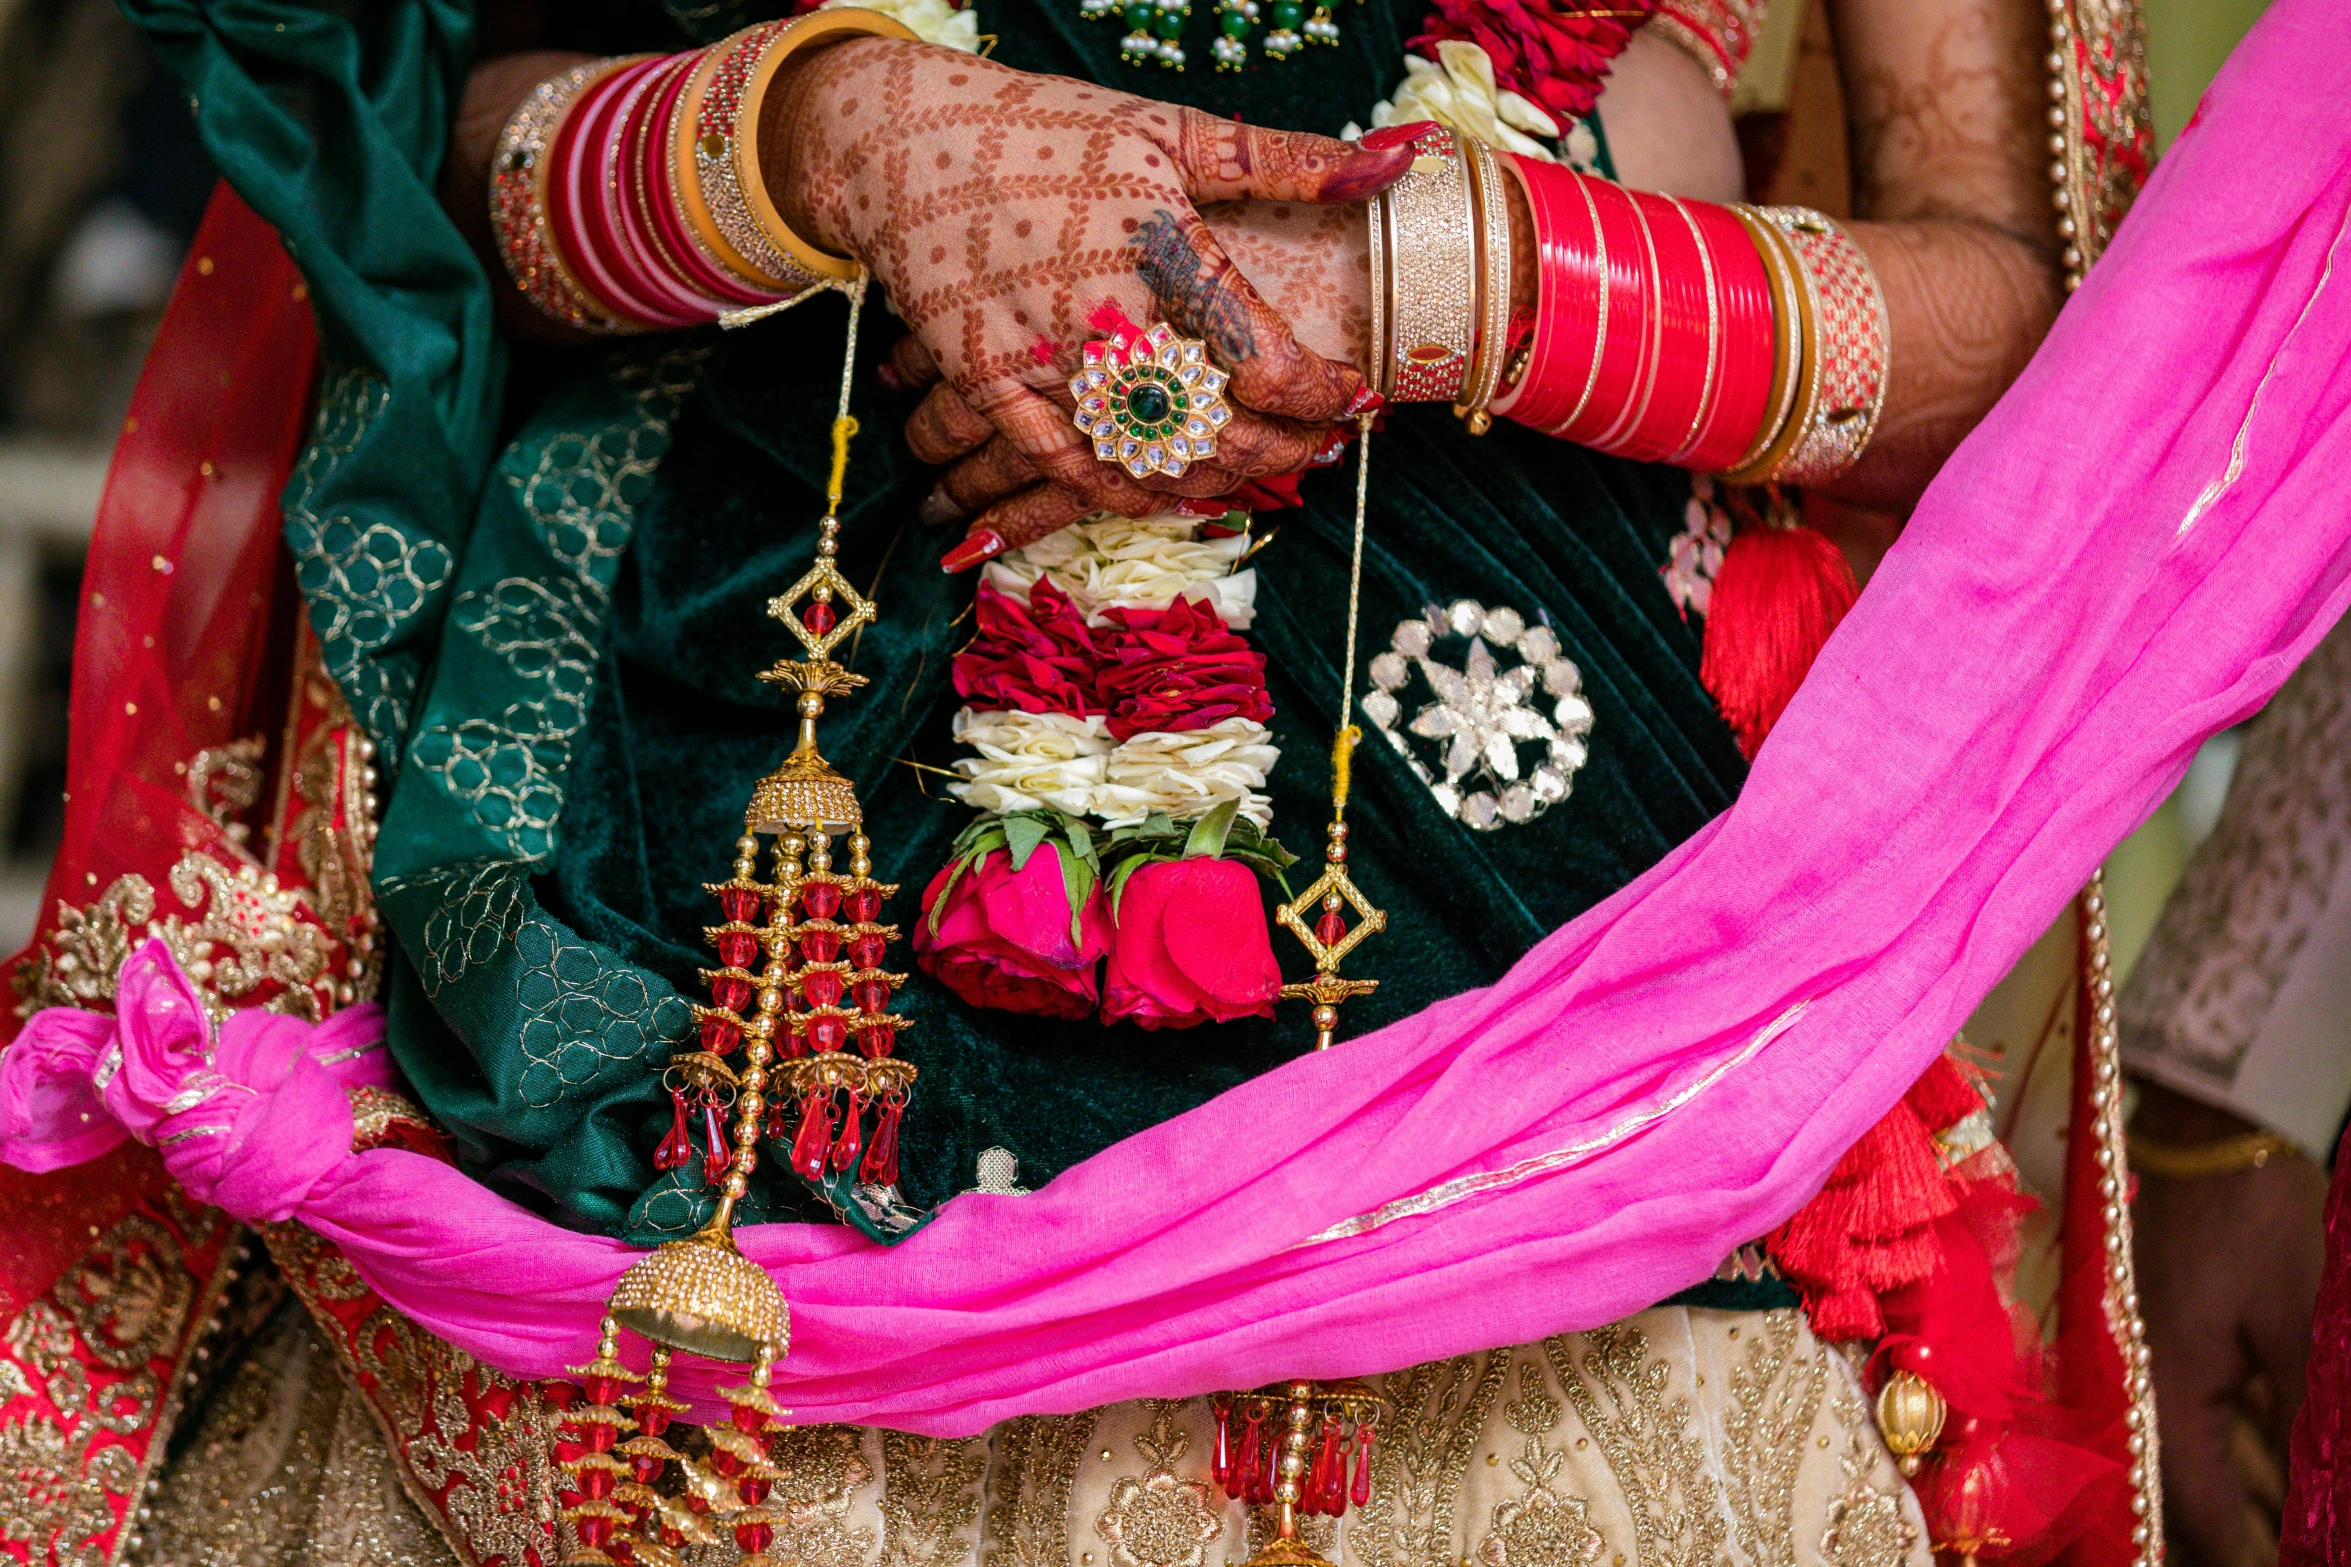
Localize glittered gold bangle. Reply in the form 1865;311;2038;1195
1365;189;1390;399
1381;127;1478;404
490;57;637;333
685;8;917;290
1729;206;1890;487
1454;135;1515;434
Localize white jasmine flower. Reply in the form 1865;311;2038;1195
946;708;1111;815
1368;41;1562;162
820;0;981;51
986;514;1258;629
1095;719;1279;828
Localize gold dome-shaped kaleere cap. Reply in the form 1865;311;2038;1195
608;1221;789;1364
746;748;862;835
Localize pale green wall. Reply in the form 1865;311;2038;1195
2145;0;2271;147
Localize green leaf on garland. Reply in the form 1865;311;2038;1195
1003;812;1050;872
1062;813;1094;868
1060;848;1097;947
1182;798;1239;860
1107;850;1175;920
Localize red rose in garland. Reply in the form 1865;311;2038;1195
953;577;1102;719
1096;595;1274;741
914;842;1112;1019
1410;0;1654;123
1100;857;1282;1029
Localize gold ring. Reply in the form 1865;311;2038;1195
1070;323;1233;480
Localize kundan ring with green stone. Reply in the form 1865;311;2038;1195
1071;323;1233;480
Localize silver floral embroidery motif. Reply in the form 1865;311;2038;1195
1362;601;1593;831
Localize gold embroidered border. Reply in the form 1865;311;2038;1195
2046;0;2152;289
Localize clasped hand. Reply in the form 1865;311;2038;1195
765;37;1407;563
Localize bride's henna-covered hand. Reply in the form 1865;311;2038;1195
763;38;1411;561
889;194;1379;558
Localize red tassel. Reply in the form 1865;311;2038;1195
1768;1097;1959;1340
1904;1052;1990;1135
1698;509;1857;760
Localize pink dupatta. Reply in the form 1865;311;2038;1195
5;0;2350;1439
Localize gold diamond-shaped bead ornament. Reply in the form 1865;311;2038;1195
1276;817;1385;1051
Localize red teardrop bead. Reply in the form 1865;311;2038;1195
718;931;760;968
1210;1399;1233;1490
709;974;753;1012
802;882;842;920
1233;1417;1260;1503
800;929;842;964
720;888;762;923
791;1093;835;1180
701;1101;733;1186
844;887;882;922
802;970;844;1008
829;1096;866;1173
853;979;892;1014
860;1095;903;1186
654;1090;693;1171
802;600;837;636
848;933;888;968
1350;1426;1374;1506
810;1014;850;1054
1315;911;1347;947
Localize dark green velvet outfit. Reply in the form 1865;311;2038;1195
126;0;1756;1279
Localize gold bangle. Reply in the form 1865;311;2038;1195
1721;204;1803;476
2128;1130;2301;1179
489;57;638;333
1453;136;1514;434
1720;210;1817;486
685;9;917;289
1381;127;1478;404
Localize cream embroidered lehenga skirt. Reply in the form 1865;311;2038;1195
142;1304;1927;1567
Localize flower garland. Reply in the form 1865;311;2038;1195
916;515;1299;1029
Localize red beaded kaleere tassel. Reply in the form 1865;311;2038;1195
550;277;904;1566
1215;1381;1385;1565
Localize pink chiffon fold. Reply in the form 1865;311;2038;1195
6;0;2351;1437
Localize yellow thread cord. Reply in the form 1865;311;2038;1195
827;415;859;511
1331;724;1361;810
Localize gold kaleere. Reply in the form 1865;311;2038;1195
1276;412;1386;1051
556;277;916;1567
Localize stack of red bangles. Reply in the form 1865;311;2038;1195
1369;127;1890;488
490;9;913;333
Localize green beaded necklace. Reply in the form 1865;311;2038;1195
1079;0;1342;71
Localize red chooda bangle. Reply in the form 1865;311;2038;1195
1493;155;1783;476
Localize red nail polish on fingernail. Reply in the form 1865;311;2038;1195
1359;120;1438;152
1343;385;1386;418
939;529;1006;573
1175;497;1228;518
